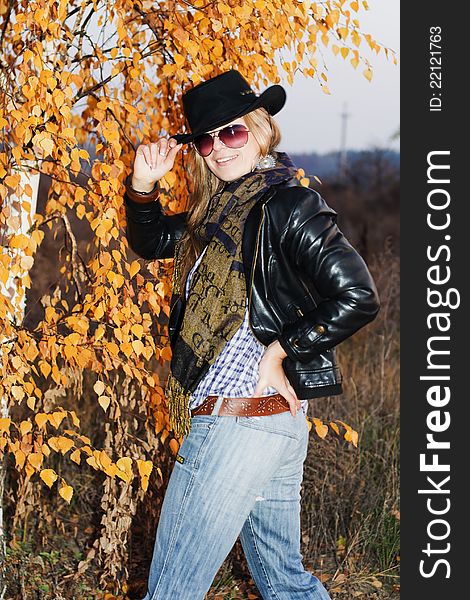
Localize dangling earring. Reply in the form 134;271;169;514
255;153;277;170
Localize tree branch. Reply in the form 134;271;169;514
0;0;14;49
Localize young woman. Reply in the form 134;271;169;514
124;70;380;600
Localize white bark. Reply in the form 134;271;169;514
0;163;40;599
0;30;58;594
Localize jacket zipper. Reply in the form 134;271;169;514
247;203;266;340
246;203;304;339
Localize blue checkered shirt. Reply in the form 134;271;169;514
185;246;308;415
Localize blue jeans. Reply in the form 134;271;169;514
142;403;331;600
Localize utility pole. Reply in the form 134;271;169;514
339;102;350;181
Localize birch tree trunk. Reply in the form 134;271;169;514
0;35;55;596
0;161;40;598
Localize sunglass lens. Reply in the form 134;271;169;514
194;125;249;156
219;125;249;148
194;133;213;157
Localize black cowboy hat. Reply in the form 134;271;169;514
170;70;286;145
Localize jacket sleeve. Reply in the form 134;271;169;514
277;192;380;363
123;186;187;260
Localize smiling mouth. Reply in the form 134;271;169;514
215;155;238;165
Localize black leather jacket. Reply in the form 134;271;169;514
124;178;380;400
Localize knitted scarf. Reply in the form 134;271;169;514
165;151;297;437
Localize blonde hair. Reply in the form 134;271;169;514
177;107;281;292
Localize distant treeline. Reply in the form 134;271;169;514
289;147;400;261
289;148;400;184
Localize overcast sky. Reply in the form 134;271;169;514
274;0;400;154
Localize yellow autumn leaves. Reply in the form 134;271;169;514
0;410;80;436
83;452;155;490
2;405;158;503
40;469;73;503
39;456;156;503
157;0;395;89
307;417;359;447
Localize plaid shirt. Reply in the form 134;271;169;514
185;246;308;415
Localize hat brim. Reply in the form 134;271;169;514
170;84;286;145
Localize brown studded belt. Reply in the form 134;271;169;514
190;392;291;417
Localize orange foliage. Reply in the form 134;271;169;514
0;0;393;499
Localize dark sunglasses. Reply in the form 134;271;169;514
192;124;250;157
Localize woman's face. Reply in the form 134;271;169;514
202;116;261;182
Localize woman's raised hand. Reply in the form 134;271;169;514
131;137;183;192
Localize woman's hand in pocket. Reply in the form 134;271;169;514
253;340;301;416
